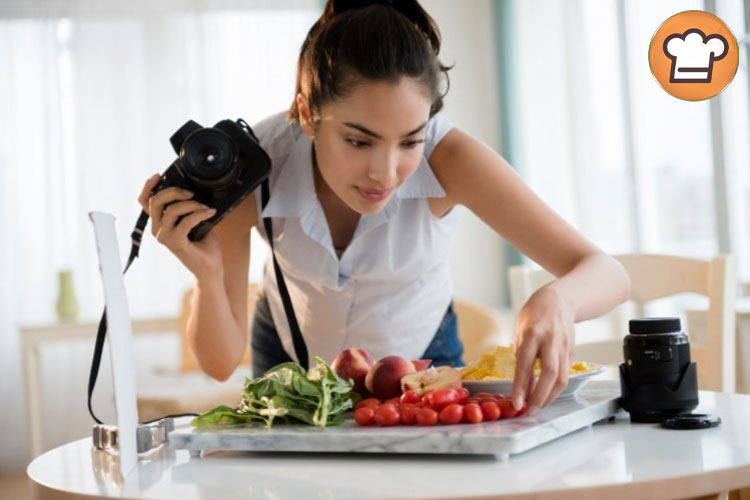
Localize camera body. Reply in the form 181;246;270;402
619;317;699;423
152;118;271;241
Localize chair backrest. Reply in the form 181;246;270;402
508;254;736;392
179;282;258;372
454;299;506;364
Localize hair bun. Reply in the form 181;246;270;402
332;0;394;17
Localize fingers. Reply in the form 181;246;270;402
161;200;211;229
149;187;194;235
171;207;217;243
510;337;538;412
542;348;570;408
137;174;161;214
156;203;215;248
525;370;535;404
526;341;558;414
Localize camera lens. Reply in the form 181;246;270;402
619;316;699;422
623;317;690;390
179;128;239;190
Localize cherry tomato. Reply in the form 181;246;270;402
400;390;421;405
497;399;519;418
400;404;419;425
463;403;483;424
354;407;375;426
478;397;497;406
480;401;501;421
475;392;495;399
456;387;470;405
385;397;401;407
517;402;527;416
355;398;381;411
427;388;461;412
466;398;480;405
374;403;401;426
416;407;439;426
493;393;506;399
438;403;464;425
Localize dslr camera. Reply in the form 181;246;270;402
151;118;271;241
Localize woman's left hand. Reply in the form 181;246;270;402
510;285;576;416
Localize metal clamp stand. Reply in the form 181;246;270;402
93;418;175;455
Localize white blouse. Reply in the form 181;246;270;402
252;110;460;364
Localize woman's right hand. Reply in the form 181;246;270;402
138;173;223;281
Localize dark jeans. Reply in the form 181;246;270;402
250;293;465;377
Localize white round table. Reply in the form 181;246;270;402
28;390;750;500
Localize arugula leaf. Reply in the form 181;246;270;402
191;356;361;429
191;405;262;427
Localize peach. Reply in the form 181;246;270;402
365;355;417;400
332;348;374;395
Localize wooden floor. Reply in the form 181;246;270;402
0;474;33;500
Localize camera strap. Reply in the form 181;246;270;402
260;178;310;370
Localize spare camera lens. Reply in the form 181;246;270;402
619;317;699;423
179;128;239;190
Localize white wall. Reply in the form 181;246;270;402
424;0;507;308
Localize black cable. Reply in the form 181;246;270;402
142;412;198;425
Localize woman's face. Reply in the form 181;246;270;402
299;78;432;215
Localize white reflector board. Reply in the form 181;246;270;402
89;211;138;478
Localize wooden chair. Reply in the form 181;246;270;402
508;254;737;392
135;283;259;423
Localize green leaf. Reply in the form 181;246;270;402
191;405;260;427
191;357;361;429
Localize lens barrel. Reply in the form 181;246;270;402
179;128;239;190
623;318;691;390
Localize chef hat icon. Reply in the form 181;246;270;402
663;28;728;83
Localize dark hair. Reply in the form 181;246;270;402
288;0;452;123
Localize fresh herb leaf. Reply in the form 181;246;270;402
191;356;361;429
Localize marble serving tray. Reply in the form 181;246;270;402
167;380;622;459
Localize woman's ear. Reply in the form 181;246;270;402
297;93;315;138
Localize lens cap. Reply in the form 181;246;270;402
661;413;721;430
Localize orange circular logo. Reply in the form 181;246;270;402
649;10;739;101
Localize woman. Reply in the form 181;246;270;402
138;0;630;416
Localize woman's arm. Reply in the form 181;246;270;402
138;173;259;382
429;128;631;413
187;192;259;381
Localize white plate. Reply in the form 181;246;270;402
462;365;605;400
